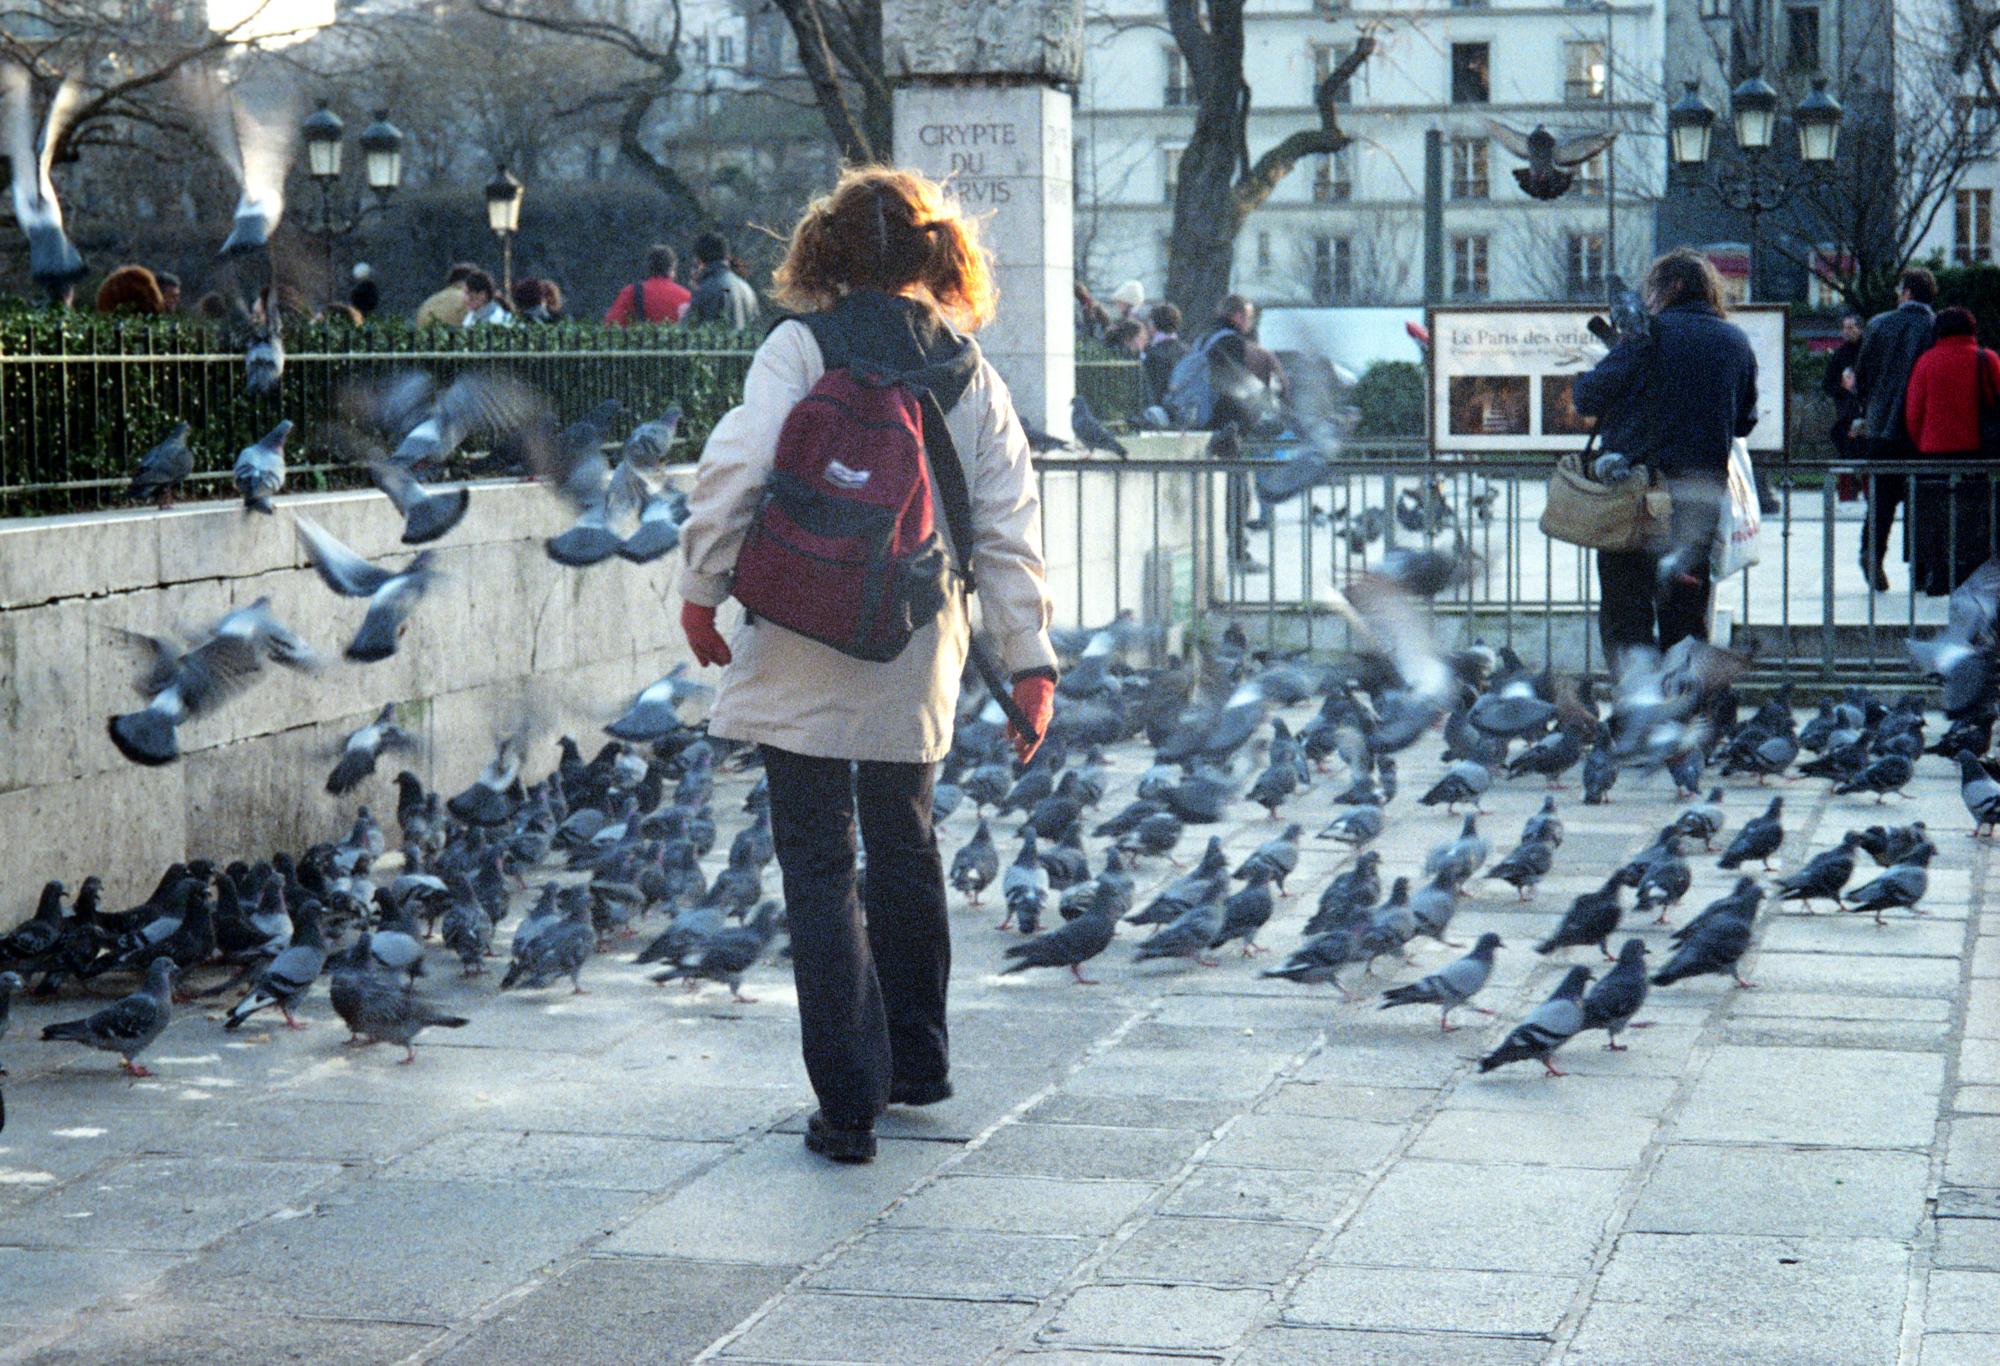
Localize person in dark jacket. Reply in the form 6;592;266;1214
1903;306;2000;591
1141;301;1188;409
1572;247;1758;665
1853;268;1938;591
1823;312;1863;458
684;232;761;330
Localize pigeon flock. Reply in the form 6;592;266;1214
5;516;1999;1131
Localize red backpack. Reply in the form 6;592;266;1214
730;316;965;663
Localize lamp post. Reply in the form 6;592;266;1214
484;165;524;300
1667;73;1842;303
300;103;404;289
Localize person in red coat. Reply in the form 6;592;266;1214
1905;306;2000;592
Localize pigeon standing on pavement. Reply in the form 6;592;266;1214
330;953;469;1064
223;902;326;1030
1718;797;1784;871
1479;965;1592;1077
1958;752;2000;835
1001;899;1117;984
41;959;177;1076
1538;875;1624;960
1379;932;1501;1031
1581;938;1649;1049
1843;842;1935;927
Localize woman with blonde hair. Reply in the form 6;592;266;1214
678;166;1058;1164
1573;247;1759;661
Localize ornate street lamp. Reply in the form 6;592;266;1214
485;165;525;297
303;103;344;182
1794;77;1844;164
1667;81;1715;169
360;111;405;196
1729;71;1779;155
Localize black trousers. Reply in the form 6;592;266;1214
1597;550;1713;664
1862;439;1911;573
760;745;950;1129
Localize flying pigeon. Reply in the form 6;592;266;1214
107;598;316;766
368;460;471;545
1484;119;1618;200
1;64;85;293
326;704;418;795
605;665;713;742
293;514;437;663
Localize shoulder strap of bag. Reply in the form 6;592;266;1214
1580;337;1660;463
923;394;978;594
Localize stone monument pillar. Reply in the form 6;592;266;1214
886;0;1083;436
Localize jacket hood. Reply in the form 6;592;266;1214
818;288;980;411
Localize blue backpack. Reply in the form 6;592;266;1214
1164;328;1232;428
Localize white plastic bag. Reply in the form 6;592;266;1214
1711;436;1763;579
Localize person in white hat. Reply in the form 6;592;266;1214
1109;279;1146;320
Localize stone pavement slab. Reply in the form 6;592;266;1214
1325;1161;1628;1275
1674;1044;1944;1147
1628;1143;1930;1238
1237;1325;1548;1366
719;1291;1037;1362
1041;1283;1271;1352
1098;1215;1319;1286
805;1228;1090;1302
1284;1263;1580;1335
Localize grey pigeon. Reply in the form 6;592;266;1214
650;902;782;1002
1487;838;1554;900
293;514;437;663
606;665;712;742
1379;932;1501;1030
327;704;418;795
1835;752;1915;803
1261;929;1363;998
1479;964;1592;1076
1408;874;1462;946
1133;891;1225;967
1773;833;1863;911
1419;760;1491;811
1653;886;1761;988
1070;395;1128;456
1210;867;1277;956
1844;843;1934;927
1582;745;1616;804
1717;796;1784;870
440;878;496;976
1318;803;1382;848
1538;875;1624;960
1581;938;1649;1049
224;902;326;1030
330;957;469;1064
232;419;290;513
951;819;998;905
2;66;86;292
1002;901;1117;983
1521;795;1564;848
125;423;193;508
42;958;176;1075
499;899;594;992
1673;787;1727;849
1958;752;2000;835
1234;824;1301;893
107;598;316;767
369;460;471;545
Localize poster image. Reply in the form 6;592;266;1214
1427;304;1789;455
1540;375;1595;436
1448;376;1531;436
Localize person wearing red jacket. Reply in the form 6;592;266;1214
602;244;691;326
1904;306;2000;592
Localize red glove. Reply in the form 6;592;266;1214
1008;674;1057;763
681;602;732;668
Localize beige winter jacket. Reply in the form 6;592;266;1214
679;317;1057;764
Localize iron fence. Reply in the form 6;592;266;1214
0;316;1151;516
1031;443;1976;685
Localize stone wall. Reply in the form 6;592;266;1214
0;482;693;921
0;437;1209;930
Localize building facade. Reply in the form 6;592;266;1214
1076;0;1667;309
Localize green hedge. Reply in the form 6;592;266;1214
0;307;757;514
1351;360;1425;438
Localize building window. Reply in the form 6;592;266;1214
1699;0;1727;16
1965;96;2000;141
1577;150;1607;199
716;33;735;66
1567;232;1607;297
1256;231;1272;272
1565;40;1606;102
1311;236;1352;304
1162;146;1183;203
1165;48;1189;106
1450;137;1488;199
1452;235;1490;299
1785;5;1821;72
1956;188;1993;264
690;34;709;63
1451;43;1490;105
1316;42;1364;104
1314;146;1353;201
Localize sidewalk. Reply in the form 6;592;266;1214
0;716;1994;1364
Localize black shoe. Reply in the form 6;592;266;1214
804;1111;877;1164
889;1076;954;1107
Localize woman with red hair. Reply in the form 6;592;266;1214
678;167;1058;1164
1904;305;2000;590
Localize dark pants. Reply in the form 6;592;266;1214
1597;550;1713;663
760;745;949;1129
1862;439;1911;574
1596;473;1721;665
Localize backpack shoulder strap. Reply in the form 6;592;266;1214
922;393;978;594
